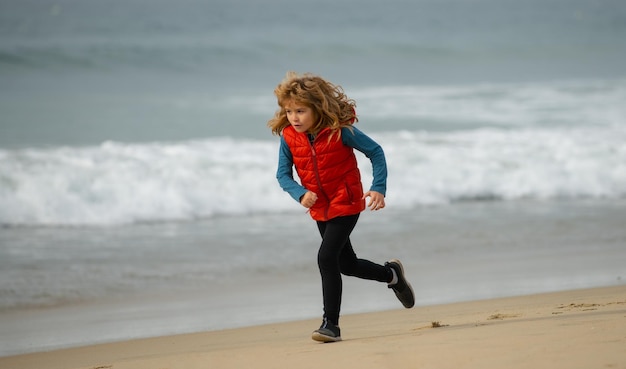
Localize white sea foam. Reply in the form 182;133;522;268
1;124;624;226
379;126;626;206
0;139;291;226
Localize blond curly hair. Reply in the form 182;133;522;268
267;71;358;136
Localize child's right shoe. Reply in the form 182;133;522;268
312;318;342;343
386;259;415;308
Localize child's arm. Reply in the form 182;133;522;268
342;127;387;196
276;136;309;203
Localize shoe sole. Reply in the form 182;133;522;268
389;258;415;308
312;331;342;343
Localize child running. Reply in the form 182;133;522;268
267;71;415;343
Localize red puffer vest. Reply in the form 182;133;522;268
283;125;365;221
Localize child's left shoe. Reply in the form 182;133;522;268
386;259;415;308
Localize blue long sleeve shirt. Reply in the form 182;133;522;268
276;126;387;203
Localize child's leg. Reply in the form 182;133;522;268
339;240;393;283
339;244;416;309
316;214;359;325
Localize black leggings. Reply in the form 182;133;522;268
316;213;391;325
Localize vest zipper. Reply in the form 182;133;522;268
309;139;331;220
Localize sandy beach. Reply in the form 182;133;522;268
2;285;624;369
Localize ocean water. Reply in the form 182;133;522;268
1;0;626;356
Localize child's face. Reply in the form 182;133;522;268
284;102;315;134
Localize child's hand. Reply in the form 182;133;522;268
364;191;385;211
300;191;318;208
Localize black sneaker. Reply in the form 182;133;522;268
311;318;342;343
386;259;415;308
